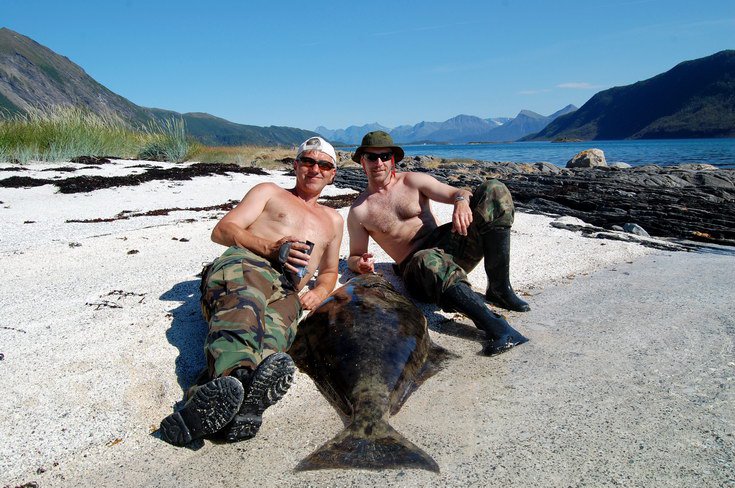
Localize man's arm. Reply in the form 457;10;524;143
346;208;375;274
211;183;294;259
300;212;344;309
403;172;473;236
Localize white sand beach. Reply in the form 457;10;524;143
1;160;732;487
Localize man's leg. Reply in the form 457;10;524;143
402;248;527;355
161;247;298;445
440;281;528;355
222;291;301;442
202;247;302;442
437;179;530;312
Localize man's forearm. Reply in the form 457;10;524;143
312;271;338;298
212;223;271;258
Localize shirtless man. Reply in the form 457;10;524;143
160;136;343;446
347;131;528;356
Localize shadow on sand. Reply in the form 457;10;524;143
160;279;208;397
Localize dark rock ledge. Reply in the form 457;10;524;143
333;158;735;248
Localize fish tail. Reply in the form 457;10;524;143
295;419;439;473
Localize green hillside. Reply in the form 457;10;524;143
0;27;317;146
529;50;735;140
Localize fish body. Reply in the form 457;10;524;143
289;274;453;472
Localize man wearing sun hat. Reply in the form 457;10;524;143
347;130;529;356
160;136;343;447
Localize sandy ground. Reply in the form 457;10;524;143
1;160;732;487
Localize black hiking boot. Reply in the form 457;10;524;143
159;376;244;446
223;352;296;442
483;227;531;312
441;282;528;356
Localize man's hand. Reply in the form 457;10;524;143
300;288;328;310
356;252;375;274
270;236;311;273
451;199;473;236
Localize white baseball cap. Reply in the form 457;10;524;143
297;136;337;165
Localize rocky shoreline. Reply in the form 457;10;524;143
333;157;735;248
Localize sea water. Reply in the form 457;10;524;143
381;139;735;169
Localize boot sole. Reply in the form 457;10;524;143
484;291;531;312
483;334;529;356
160;376;244;446
224;352;295;442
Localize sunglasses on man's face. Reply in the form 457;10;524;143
298;156;335;171
362;152;393;162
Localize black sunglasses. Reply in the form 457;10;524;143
298;156;335;171
362;152;393;162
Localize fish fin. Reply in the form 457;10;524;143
426;342;460;372
390;342;458;416
295;419;439;473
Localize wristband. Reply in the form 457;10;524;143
454;195;466;203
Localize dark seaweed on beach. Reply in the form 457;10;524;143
70;156;113;165
0;162;268;193
318;194;359;209
65;200;239;223
41;166;78;172
0;175;51;188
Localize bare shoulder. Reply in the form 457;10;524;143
248;181;286;193
322;205;344;226
349;190;370;208
400;171;438;188
245;181;285;198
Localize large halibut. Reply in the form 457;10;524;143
289;274;454;472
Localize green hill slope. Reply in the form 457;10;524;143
0;28;317;146
530;50;735;140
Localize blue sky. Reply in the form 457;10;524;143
2;0;733;131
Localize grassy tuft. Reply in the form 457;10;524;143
0;106;191;164
138;117;191;163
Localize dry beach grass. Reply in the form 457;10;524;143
0;159;733;487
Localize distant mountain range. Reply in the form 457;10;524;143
316;106;576;145
527;50;735;140
0;27;317;146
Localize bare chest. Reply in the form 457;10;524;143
254;197;334;243
362;190;423;236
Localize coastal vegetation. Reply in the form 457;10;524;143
0;106;191;164
0;107;327;168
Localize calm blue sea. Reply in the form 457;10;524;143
349;139;735;169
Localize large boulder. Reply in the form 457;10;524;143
566;148;607;168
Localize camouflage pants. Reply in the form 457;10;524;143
399;179;515;303
199;246;302;378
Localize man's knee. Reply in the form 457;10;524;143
403;249;469;303
471;179;515;228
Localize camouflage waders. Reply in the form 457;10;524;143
200;246;303;378
399;179;515;303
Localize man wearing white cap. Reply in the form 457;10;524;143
160;136;342;447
